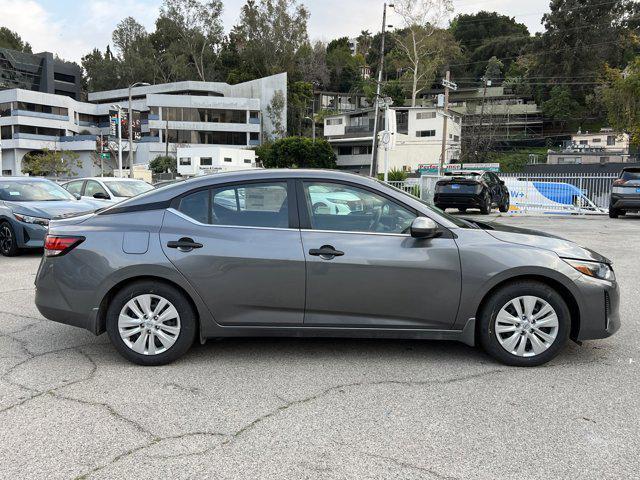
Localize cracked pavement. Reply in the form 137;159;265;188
0;215;638;479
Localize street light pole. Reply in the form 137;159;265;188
128;82;150;178
117;106;123;178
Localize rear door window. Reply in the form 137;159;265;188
178;182;290;228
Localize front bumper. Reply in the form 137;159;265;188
574;274;620;341
12;219;47;249
610;194;640;211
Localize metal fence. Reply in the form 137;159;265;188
385;172;619;215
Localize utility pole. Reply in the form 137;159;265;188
165;119;169;158
117;108;123;178
439;71;457;175
369;2;393;177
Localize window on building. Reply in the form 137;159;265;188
249;111;259;119
200;157;213;166
244;159;252;164
54;72;76;84
223;157;232;163
0;102;11;117
416;112;436;120
579;140;588;145
338;146;352;156
250;132;260;141
15;102;68;117
326;118;343;126
179;157;191;166
416;130;436;137
607;136;616;146
353;145;372;155
1;126;12;139
453;135;460;142
592;138;601;143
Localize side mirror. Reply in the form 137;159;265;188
93;192;110;200
72;193;81;200
410;217;440;239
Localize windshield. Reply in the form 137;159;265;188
621;170;640;181
0;180;76;202
379;180;475;228
104;180;154;198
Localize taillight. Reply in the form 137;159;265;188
613;179;626;186
44;235;84;257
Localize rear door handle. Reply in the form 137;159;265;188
309;245;344;258
167;237;203;251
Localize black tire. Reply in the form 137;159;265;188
436;205;446;211
0;221;19;257
106;281;197;366
609;208;619;219
498;195;510;213
478;280;571;367
479;192;491;215
458;208;467;213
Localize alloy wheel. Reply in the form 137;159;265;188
0;224;14;255
494;295;559;357
118;294;181;355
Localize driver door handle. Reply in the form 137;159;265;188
167;237;203;251
309;245;344;258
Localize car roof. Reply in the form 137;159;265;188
0;176;54;182
445;170;485;176
65;177;146;182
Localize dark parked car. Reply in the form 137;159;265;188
609;167;640;218
35;170;619;367
0;177;102;256
434;170;510;214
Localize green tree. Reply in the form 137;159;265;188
266;90;287;140
81;46;121;91
601;58;640;147
149;155;177;173
21;149;82;177
542;85;582;129
111;17;156;86
256;137;336;168
0;27;32;52
287;81;313;136
158;0;224;82
326;37;362;92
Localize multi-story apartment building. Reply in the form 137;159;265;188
0;74;286;176
0;48;82;100
323;106;462;174
547;129;633;165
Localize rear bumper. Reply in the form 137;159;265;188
610;194;640;211
434;193;484;208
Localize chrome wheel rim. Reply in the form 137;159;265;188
118;294;181;355
0;225;13;254
495;296;559;357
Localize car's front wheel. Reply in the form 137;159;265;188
499;195;510;213
0;221;19;257
106;281;197;366
478;281;570;366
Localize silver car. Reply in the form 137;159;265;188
35;170;620;366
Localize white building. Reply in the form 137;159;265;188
323;107;462;174
176;146;257;176
570;128;630;152
0;73;286;176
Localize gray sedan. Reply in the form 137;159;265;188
34;170;620;367
0;177;103;256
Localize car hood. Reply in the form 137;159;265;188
471;220;610;264
5;199;103;219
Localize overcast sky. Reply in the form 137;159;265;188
0;0;552;63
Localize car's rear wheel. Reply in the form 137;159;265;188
478;281;570;366
0;221;19;257
480;192;491;215
609;207;619;218
499;195;510;213
106;281;197;366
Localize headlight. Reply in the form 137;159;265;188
13;213;49;227
563;258;615;281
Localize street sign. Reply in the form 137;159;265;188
100;153;110;159
442;79;458;91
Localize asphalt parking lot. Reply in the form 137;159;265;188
0;214;638;479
